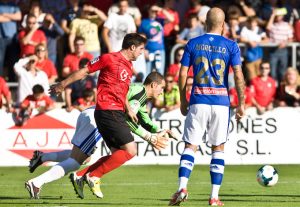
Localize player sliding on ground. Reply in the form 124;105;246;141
25;72;177;199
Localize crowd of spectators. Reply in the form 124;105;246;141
1;0;300;125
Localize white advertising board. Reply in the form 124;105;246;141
0;107;299;166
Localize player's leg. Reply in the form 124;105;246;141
74;110;136;198
29;150;72;173
26;146;87;199
209;145;225;206
207;105;230;206
169;104;209;206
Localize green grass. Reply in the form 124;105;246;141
0;165;299;207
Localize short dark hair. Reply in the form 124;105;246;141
79;58;90;68
82;88;94;98
32;84;44;94
144;71;164;85
74;36;85;44
122;33;147;49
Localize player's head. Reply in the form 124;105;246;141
122;33;147;61
32;84;45;99
143;71;165;98
205;7;225;33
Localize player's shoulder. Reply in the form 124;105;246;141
129;83;144;93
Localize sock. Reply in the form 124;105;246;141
77;150;134;178
210;151;225;199
178;148;195;191
41;150;72;162
31;158;80;188
32;165;65;188
76;155;110;176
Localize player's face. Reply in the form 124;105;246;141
152;80;165;98
131;44;145;61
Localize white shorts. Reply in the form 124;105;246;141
71;106;102;156
182;104;230;146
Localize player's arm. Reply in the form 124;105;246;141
178;65;189;116
233;65;246;120
50;67;89;95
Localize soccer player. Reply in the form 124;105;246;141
46;33;175;200
25;72;173;199
168;8;245;206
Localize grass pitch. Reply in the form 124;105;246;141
0;165;299;207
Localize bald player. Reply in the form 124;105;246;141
168;7;245;206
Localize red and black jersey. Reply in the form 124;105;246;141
87;52;133;111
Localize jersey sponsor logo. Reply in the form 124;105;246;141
194;86;228;96
90;57;99;64
120;69;129;81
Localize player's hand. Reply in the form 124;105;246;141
145;131;169;151
49;82;64;96
235;104;245;121
127;108;138;123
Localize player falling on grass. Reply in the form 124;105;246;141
25;72;176;199
44;33;175;201
168;7;245;206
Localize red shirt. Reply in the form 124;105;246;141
63;52;93;73
229;87;254;107
157;8;180;36
18;29;47;57
75;97;95;108
87;52;133;111
21;94;54;110
36;59;57;78
0;77;10;108
167;64;193;82
251;76;276;107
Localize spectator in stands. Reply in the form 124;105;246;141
0;76;12;112
240;16;268;80
73;88;95;111
14;55;49;105
40;0;67;23
16;84;54;126
157;0;180;68
167;48;193;83
62;36;93;78
35;44;58;84
59;0;82;69
0;0;22;78
39;13;64;66
21;0;46;28
276;67;300;107
251;61;276;115
153;73;180;112
267;7;293;83
176;13;205;45
139;4;165;76
108;0;142;26
102;0;136;53
69;3;107;58
64;58;96;112
227;11;242;41
18;14;47;58
259;0;281;26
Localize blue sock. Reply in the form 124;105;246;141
210;151;225;199
178;148;195;191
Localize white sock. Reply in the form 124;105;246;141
32;158;80;188
32;165;65;188
41;150;72;162
211;184;221;199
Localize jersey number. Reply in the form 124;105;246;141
195;56;225;85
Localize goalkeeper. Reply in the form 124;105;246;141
25;72;177;199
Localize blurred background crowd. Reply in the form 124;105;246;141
1;0;300;126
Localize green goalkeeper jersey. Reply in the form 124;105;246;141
126;83;159;138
